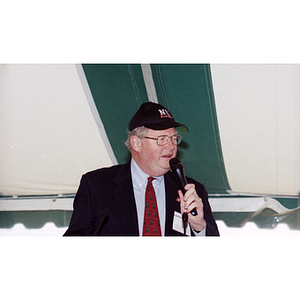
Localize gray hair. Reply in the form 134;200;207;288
125;126;149;152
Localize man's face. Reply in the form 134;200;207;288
133;127;178;177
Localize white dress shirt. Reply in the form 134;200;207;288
130;158;206;236
131;158;166;236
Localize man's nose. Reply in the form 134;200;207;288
165;137;175;149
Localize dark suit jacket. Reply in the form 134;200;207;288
64;161;219;236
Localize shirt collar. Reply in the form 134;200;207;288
131;158;164;189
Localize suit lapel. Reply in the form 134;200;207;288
112;162;139;236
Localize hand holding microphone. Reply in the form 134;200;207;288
169;157;198;235
169;157;198;215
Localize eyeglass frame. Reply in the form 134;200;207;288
144;134;182;146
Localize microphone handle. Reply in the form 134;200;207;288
181;189;197;236
182;212;188;236
179;179;197;236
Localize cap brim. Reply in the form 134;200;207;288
145;121;189;133
175;124;189;134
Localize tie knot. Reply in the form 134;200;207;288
148;177;155;183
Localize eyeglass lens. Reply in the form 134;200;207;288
157;135;181;145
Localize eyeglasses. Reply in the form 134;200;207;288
144;134;182;146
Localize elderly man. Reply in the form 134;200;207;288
64;102;219;236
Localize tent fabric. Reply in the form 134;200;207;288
82;63;230;194
0;63;299;234
141;64;159;104
0;64;115;196
82;64;149;164
0;195;299;231
1;64;299;197
211;64;300;196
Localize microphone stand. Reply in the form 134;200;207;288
93;208;109;236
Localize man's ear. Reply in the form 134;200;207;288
130;135;141;152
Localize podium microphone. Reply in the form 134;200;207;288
93;208;110;236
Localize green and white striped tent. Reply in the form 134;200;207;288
1;64;299;236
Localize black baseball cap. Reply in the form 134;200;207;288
129;102;188;133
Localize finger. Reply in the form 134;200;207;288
178;189;184;200
183;183;196;194
183;191;199;209
186;194;203;211
177;190;186;214
186;200;200;215
183;184;196;200
185;199;196;211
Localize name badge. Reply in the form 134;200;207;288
172;211;191;236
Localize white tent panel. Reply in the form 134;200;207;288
0;64;115;196
211;64;300;196
1;221;299;237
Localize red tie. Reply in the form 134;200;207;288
142;177;162;236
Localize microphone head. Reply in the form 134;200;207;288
169;157;187;192
169;157;183;171
102;208;110;218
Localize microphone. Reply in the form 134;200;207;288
169;157;198;217
169;157;197;236
93;208;110;236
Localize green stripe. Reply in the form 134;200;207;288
82;64;149;164
0;211;72;229
151;64;230;194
